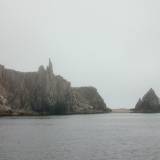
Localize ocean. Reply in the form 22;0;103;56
0;113;160;160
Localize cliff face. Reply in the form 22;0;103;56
133;88;160;113
0;60;110;115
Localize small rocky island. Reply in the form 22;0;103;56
132;88;160;113
0;59;111;116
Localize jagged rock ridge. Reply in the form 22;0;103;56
133;88;160;113
0;60;111;115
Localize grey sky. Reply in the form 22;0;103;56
0;0;160;108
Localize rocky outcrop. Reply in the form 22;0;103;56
71;87;111;113
0;60;110;115
133;88;160;113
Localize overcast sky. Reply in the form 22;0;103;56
0;0;160;108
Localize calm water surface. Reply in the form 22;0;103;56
0;113;160;160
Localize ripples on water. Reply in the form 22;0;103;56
0;113;160;160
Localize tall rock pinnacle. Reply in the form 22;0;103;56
47;58;53;76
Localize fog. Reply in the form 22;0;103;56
0;0;160;108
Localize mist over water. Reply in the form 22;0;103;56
0;114;160;160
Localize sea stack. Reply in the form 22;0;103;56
133;88;160;113
0;60;111;115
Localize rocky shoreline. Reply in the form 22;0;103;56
1;60;160;115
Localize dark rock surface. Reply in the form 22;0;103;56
0;60;111;115
133;88;160;113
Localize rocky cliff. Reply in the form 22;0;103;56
0;60;110;115
133;88;160;113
